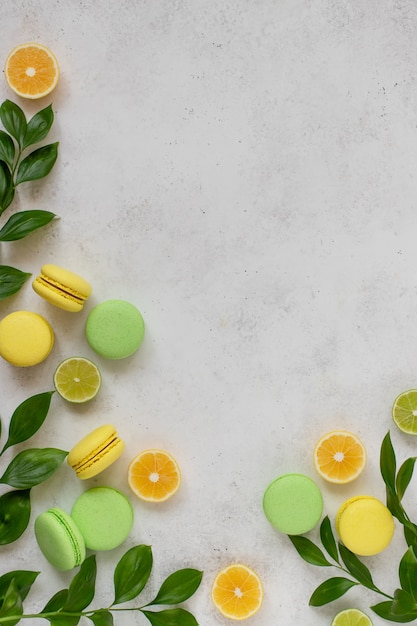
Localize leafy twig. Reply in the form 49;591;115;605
289;516;393;606
0;392;68;545
0;545;203;625
0;99;59;300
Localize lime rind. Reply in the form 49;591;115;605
54;356;101;403
392;389;417;435
331;607;372;626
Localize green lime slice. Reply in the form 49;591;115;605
392;389;417;435
54;357;101;403
331;608;373;626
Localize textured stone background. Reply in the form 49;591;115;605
1;1;417;623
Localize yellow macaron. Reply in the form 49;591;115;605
336;495;394;556
0;311;54;366
67;424;125;480
32;264;92;312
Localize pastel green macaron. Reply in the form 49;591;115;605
85;299;145;359
34;507;86;571
71;486;134;551
263;473;323;535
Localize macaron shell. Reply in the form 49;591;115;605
85;299;145;359
336;495;394;556
32;263;92;312
67;424;125;479
0;311;54;366
263;473;323;535
34;508;86;571
71;487;134;550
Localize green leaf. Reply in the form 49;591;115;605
148;569;203;606
0;571;39;602
0;489;31;545
0;130;15;169
0;100;27;148
0;448;68;488
386;487;409;526
41;589;69;612
113;544;153;605
404;525;417;551
0;265;31;300
393;588;417;615
309;577;358;606
63;555;96;612
372;600;417;622
0;210;56;242
288;535;332;567
15;142;58;185
1;391;54;454
319;516;339;562
338;543;375;589
142;608;199;626
0;160;14;214
23;104;54;150
380;431;397;492
396;458;417;501
399;547;417;603
88;610;114;626
0;580;23;626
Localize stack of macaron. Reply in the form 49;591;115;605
262;430;395;557
35;424;131;570
0;263;146;367
35;486;134;570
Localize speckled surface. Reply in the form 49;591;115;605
1;1;417;623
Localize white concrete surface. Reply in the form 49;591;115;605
1;1;417;623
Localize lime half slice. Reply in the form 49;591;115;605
331;608;373;626
54;357;101;403
392;389;417;435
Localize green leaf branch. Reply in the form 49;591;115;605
0;545;203;625
0;392;68;546
0;99;59;300
288;431;417;623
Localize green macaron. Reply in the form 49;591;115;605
263;473;323;535
71;486;134;551
85;299;145;359
34;507;86;571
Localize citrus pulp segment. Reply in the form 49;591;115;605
211;564;263;620
54;357;101;403
313;430;366;484
392;389;417;434
331;608;373;626
4;42;59;99
127;449;181;502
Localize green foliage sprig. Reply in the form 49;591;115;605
0;392;68;545
0;544;203;625
0;99;59;299
288;431;417;623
